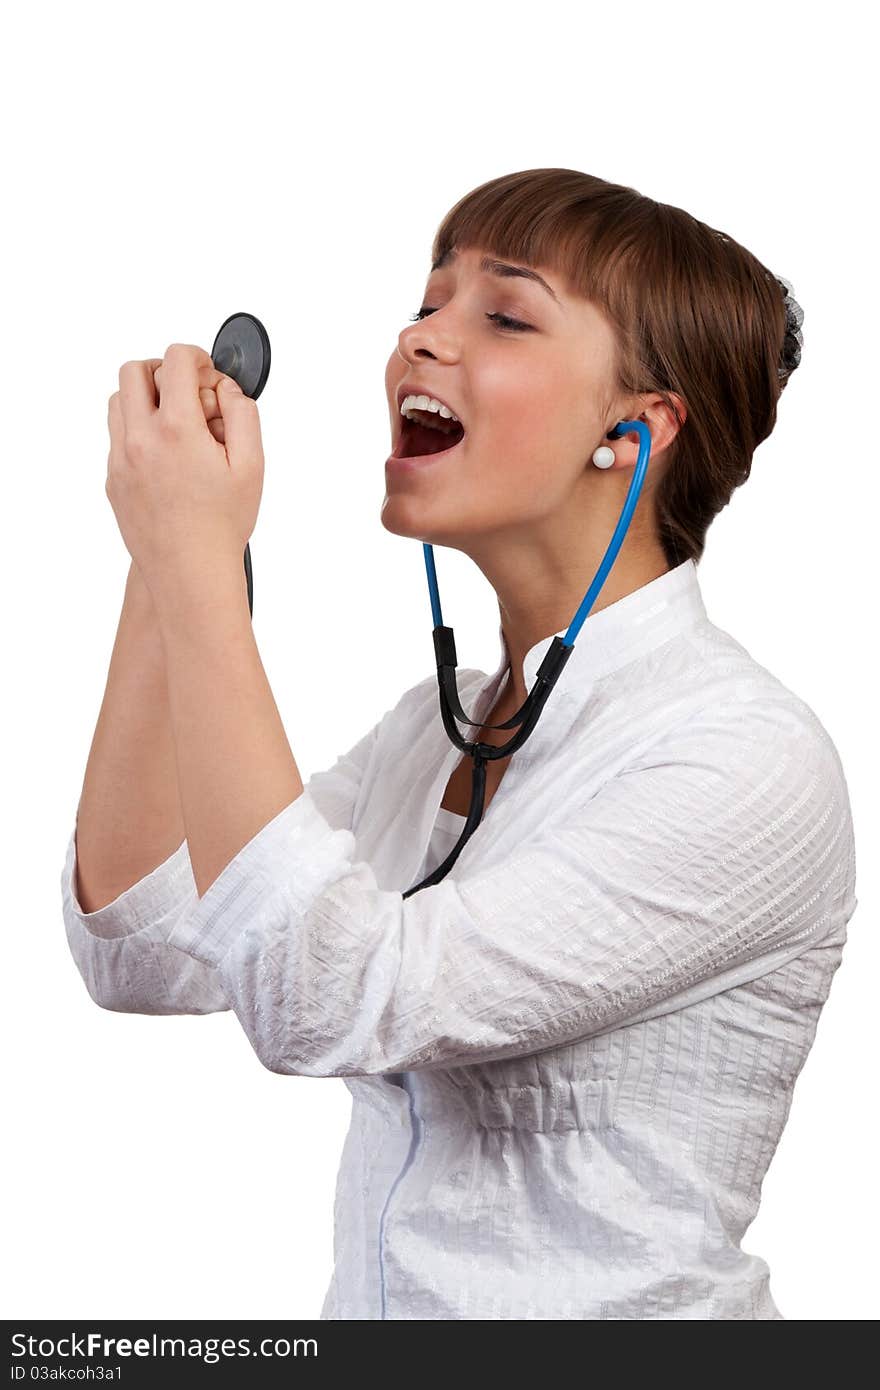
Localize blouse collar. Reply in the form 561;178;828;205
482;557;708;708
408;558;711;877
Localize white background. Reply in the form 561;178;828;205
3;0;875;1322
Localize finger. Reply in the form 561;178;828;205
119;358;163;431
155;365;222;425
199;385;221;421
154;361;225;396
107;391;125;478
158;343;214;428
216;376;261;464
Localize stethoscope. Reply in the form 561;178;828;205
208;313;652;901
402;416;652;898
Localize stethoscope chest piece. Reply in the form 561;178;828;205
211;312;271;401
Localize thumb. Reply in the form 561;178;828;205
217;375;260;459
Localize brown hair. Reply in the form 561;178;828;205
430;168;800;568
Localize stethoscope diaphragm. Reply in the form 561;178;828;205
211;311;271;400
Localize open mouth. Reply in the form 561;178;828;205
391;409;466;460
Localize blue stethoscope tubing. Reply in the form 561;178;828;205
403;418;651;898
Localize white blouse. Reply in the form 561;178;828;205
417;804;468;882
60;558;859;1320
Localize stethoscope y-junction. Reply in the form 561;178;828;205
402;418;653;898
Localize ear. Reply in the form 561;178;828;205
641;393;687;454
600;394;686;473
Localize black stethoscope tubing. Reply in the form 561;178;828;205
402;418;652;898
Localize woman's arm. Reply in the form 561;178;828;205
160;696;858;1075
63;357;253;1014
61;668;391;1016
74;559;187;912
62;559;231;1013
76;356;230;910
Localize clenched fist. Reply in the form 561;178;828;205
105;343;264;590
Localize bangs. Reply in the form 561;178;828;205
430;168;651;318
429;168;659;389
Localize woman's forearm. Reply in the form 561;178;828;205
74;560;187;913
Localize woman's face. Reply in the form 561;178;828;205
382;244;623;549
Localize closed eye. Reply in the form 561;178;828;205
408;308;534;333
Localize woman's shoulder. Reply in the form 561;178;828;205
577;613;854;831
684;617;848;766
628;621;856;881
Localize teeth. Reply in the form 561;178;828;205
400;393;460;424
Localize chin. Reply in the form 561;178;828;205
379;496;423;541
379;497;461;549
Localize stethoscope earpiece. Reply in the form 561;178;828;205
593;418;637;468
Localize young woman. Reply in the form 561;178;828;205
61;169;858;1320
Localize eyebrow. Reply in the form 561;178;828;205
431;248;561;306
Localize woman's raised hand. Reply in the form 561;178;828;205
106;344;264;589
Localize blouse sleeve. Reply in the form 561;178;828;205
61;709;388;1016
162;697;859;1075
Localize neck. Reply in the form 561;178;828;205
465;523;670;707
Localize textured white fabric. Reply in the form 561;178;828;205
416;805;467;882
60;558;858;1319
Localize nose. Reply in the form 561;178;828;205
398;313;457;365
